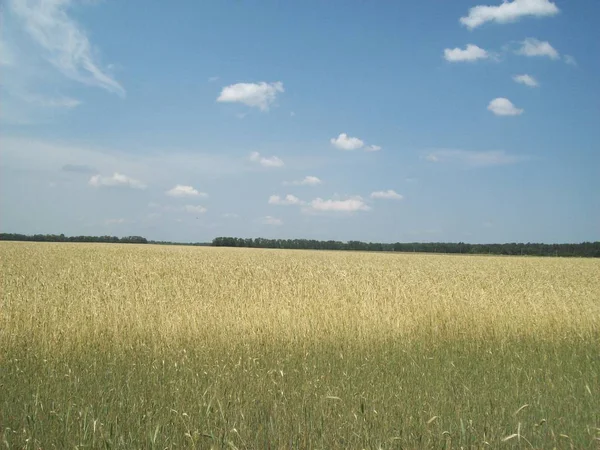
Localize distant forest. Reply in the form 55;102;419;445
212;237;600;257
1;233;598;257
0;233;150;244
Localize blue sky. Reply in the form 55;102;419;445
1;0;598;243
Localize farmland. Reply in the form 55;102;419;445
1;242;599;448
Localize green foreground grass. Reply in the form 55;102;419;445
1;243;599;448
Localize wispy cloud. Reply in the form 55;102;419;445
563;54;577;66
217;81;284;111
513;74;539;87
1;136;247;183
62;163;97;174
0;37;15;66
370;190;404;200
89;172;146;189
166;185;207;198
424;149;526;167
516;38;559;59
105;218;129;225
260;216;283;226
10;0;125;96
487;97;524;116
20;92;81;108
444;44;489;62
284;175;322;186
183;205;207;214
366;145;382;152
460;0;559;29
249;151;284;168
148;203;207;214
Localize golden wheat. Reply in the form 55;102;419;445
1;242;599;448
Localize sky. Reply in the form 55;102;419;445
1;0;599;244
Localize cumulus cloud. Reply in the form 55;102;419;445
183;205;207;214
89;172;146;189
460;0;559;29
217;81;284;111
261;216;283;226
516;38;559;59
513;74;539;87
307;196;370;213
10;0;125;96
366;145;382;152
268;194;304;206
487;98;524;116
166;185;207;198
424;149;526;167
370;190;404;200
249;151;284;168
330;133;364;151
444;44;489;62
285;175;322;186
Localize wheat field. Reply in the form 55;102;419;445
1;242;599;448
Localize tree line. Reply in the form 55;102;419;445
0;233;148;244
2;233;598;257
212;237;600;257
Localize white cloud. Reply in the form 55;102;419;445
89;172;146;189
307;196;370;213
516;38;559;59
268;194;304;206
366;145;382;152
166;185;207;198
21;92;81;108
249;151;284;168
424;149;525;167
261;216;283;226
217;81;284;111
460;0;559;29
208;76;219;82
330;133;364;151
563;55;577;66
444;44;489;62
222;213;239;219
285;175;322;186
183;205;207;214
513;74;539;87
487;97;524;116
370;190;404;200
10;0;125;96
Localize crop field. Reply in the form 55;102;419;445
1;242;599;449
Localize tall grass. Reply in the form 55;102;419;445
1;242;599;448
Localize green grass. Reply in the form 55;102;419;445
1;242;599;448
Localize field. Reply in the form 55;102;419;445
1;242;599;449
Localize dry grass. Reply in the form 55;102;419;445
1;242;599;448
